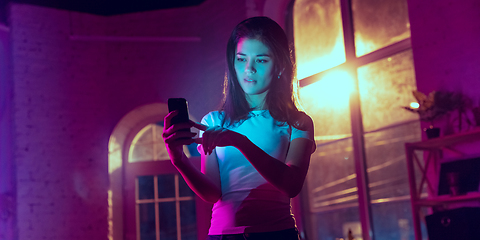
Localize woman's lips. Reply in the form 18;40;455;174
244;78;256;82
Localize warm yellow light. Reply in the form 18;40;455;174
300;70;355;110
409;102;419;109
108;190;113;240
296;31;346;80
355;33;376;57
108;136;122;174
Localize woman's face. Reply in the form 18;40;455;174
234;38;274;98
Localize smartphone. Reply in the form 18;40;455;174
168;98;189;125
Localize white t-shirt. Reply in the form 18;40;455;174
198;110;314;234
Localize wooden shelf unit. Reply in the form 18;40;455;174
404;127;480;240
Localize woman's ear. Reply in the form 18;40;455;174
277;68;285;79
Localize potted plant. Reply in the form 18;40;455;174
471;100;480;127
403;90;467;138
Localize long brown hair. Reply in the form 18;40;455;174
221;16;308;129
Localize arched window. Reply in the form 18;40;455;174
108;103;209;240
129;122;195;163
291;0;424;239
129;123;171;162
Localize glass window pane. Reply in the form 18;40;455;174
359;50;423;239
130;125;155;162
138;176;154;200
365;122;421;202
357;50;418;132
159;202;177;240
155;142;171;160
299;71;353;141
152;122;170;160
371;201;429;240
294;0;346;79
315;209;362;239
180;201;197;240
300;69;360;239
136;126;155;145
157;174;176;198
131;143;155;163
364;121;424;239
308;139;356;211
138;203;156;240
178;175;194;197
307;138;361;239
352;0;411;56
129;124;170;162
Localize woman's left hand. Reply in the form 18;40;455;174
192;122;244;155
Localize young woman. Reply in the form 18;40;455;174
163;16;315;240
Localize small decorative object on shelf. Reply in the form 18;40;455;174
347;229;355;240
446;171;460;196
472;105;480;127
403;90;474;138
404;128;480;240
425;125;440;139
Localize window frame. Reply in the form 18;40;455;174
287;0;413;239
124;156;206;240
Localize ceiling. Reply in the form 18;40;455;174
1;0;206;23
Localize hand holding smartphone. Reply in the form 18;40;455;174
168;98;190;125
165;98;193;158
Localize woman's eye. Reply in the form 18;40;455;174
236;57;246;62
256;59;269;63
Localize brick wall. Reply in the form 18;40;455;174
1;23;15;240
10;4;110;240
9;0;248;239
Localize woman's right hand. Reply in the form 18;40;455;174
162;110;197;165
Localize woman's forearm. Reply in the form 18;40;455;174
235;135;310;198
172;154;222;203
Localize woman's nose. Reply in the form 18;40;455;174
245;61;256;74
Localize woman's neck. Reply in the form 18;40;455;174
246;92;268;110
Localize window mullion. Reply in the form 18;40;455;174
175;175;181;240
340;0;356;61
135;178;141;240
340;0;375;240
354;38;412;67
154;176;160;240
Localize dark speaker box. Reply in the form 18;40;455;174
426;207;480;240
437;156;480;196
